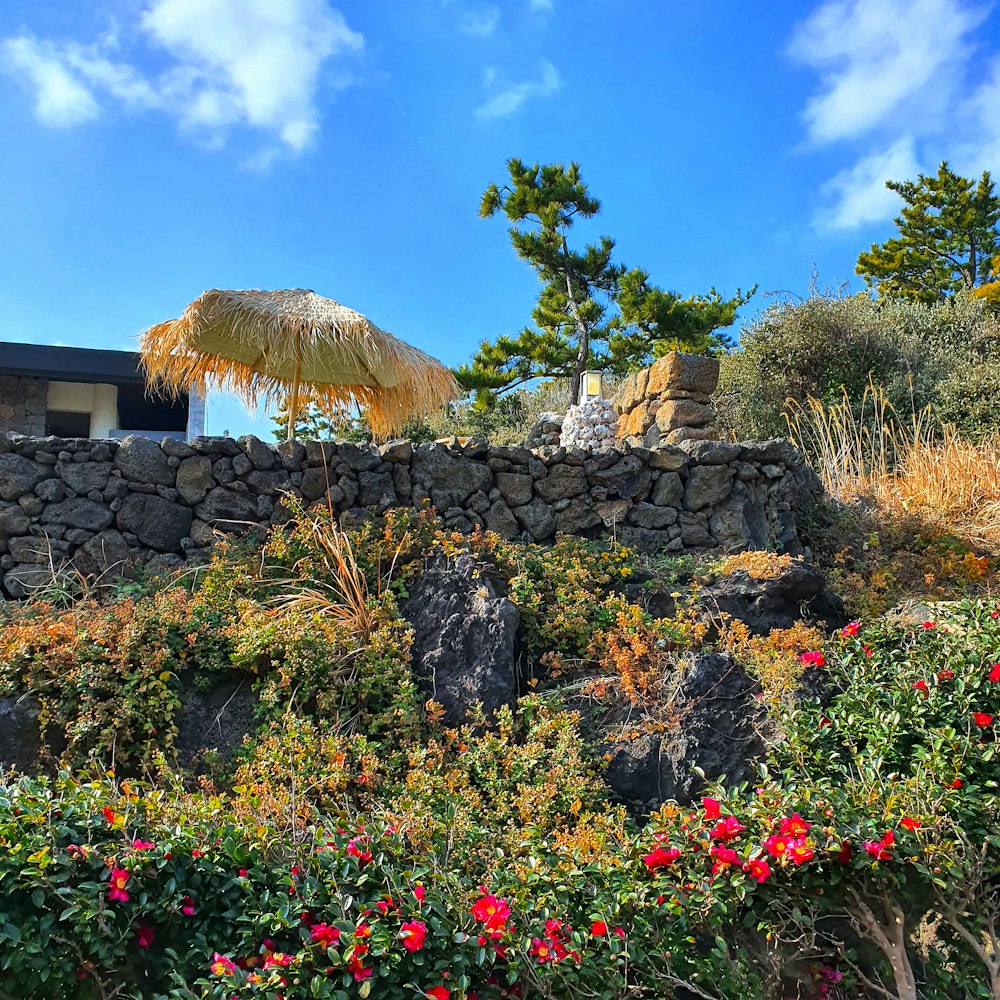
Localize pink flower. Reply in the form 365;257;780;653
786;838;814;865
841;621;861;638
181;895;195;917
135;923;155;948
132;839;155;851
799;650;825;667
400;919;427;953
414;884;426;904
702;797;722;820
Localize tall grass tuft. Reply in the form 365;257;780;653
786;385;1000;547
268;512;380;636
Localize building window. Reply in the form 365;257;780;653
45;410;91;437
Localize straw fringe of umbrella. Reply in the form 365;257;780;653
140;289;460;439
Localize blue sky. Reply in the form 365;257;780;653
1;0;998;437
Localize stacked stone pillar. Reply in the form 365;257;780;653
614;352;720;449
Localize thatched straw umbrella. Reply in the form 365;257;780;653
139;288;459;439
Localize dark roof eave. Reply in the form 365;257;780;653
0;341;148;385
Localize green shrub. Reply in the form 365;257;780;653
717;289;1000;441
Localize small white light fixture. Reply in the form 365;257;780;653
581;370;603;403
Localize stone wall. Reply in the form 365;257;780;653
0;376;47;438
615;352;721;448
0;432;822;599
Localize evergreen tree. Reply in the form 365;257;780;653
856;162;1000;303
458;159;752;405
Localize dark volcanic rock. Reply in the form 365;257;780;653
402;554;519;726
114;435;174;486
116;493;193;552
0;454;47;501
0;695;42;772
174;679;259;772
699;559;845;634
604;652;763;810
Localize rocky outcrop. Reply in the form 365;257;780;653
401;555;520;726
603;653;764;811
1;432;822;598
700;559;846;634
174;679;259;772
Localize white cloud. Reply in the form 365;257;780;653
459;6;501;36
787;0;999;230
529;0;554;11
789;0;986;144
816;137;920;229
475;59;560;119
2;37;102;127
0;0;363;158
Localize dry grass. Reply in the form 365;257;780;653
786;385;1000;548
268;513;380;635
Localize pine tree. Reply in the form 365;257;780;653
856;162;1000;303
458;159;752;405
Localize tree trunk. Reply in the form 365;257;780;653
561;235;588;406
847;890;918;1000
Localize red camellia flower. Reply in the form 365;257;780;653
210;953;236;976
643;846;680;871
101;806;116;825
711;815;746;842
346;838;372;865
181;895;195;916
973;712;994;727
799;650;825;667
779;813;811;839
346;943;372;982
863;830;895;860
702;797;722;820
471;893;511;931
912;680;929;696
835;840;852;863
743;857;771;883
401;919;428;953
107;868;130;903
135;924;155;949
710;844;740;873
132;839;155;851
427;988;451;1000
310;923;341;949
591;920;608;937
990;664;1000;682
530;937;559;963
841;621;861;638
764;834;789;859
938;669;955;681
263;953;293;970
414;884;426;904
787;838;814;865
922;621;937;629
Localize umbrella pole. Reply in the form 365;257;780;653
287;357;302;441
